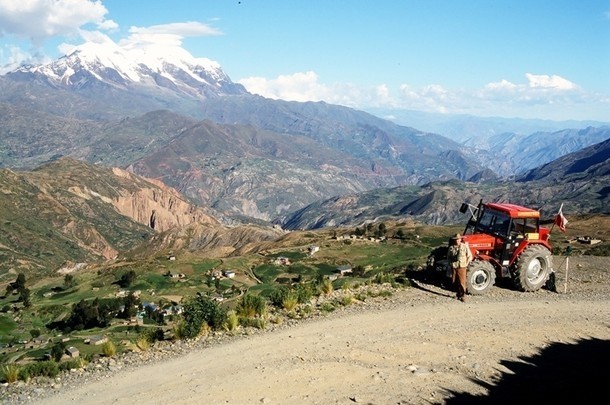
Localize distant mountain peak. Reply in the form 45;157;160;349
11;40;246;98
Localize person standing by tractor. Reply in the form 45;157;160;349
448;233;473;302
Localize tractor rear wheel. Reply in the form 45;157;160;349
466;260;496;295
513;245;553;292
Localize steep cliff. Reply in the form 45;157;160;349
0;159;221;276
110;168;219;232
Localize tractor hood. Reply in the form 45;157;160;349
462;233;496;254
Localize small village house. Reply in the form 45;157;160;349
65;346;80;358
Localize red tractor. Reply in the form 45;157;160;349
428;200;554;294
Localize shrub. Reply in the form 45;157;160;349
320;302;335;312
268;286;289;308
282;293;299;312
101;341;117;357
143;327;165;343
60;357;88;371
339;295;355;306
20;361;59;379
295;283;314;304
136;336;150;351
319;279;334;296
181;294;227;339
268;314;284;325
395;276;413;287
173;320;187;340
374;272;394;284
1;364;20;383
74;357;88;369
355;292;368;302
299;304;313;317
352;265;366;277
18;367;30;383
199;323;212;337
240;317;267;330
586;245;610;256
378;289;393;297
237;294;267;318
224;310;239;332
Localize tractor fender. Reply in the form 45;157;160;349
471;254;502;274
510;241;552;266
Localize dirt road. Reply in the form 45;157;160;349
9;256;610;404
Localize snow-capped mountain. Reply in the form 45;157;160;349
9;41;247;99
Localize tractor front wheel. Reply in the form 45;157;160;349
513;245;553;292
466;260;496;295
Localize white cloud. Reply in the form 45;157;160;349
525;73;577;90
120;22;222;50
97;19;118;31
239;72;397;110
0;0;111;43
239;71;326;102
128;22;222;38
56;29;113;56
239;71;609;121
0;44;51;72
0;0;116;72
485;79;517;91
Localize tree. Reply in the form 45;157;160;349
19;288;31;307
15;273;26;291
378;222;387;235
51;341;66;362
64;274;75;288
120;292;140;319
63;298;111;331
6;273;26;295
395;228;405;240
118;270;137;288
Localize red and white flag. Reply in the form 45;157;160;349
554;204;568;232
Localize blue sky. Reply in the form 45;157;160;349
0;0;609;121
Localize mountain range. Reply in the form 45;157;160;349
280;137;610;230
0;41;608;275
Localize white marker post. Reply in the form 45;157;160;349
563;246;572;294
564;256;569;294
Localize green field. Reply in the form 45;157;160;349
0;228;443;366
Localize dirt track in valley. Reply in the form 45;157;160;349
7;256;610;404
